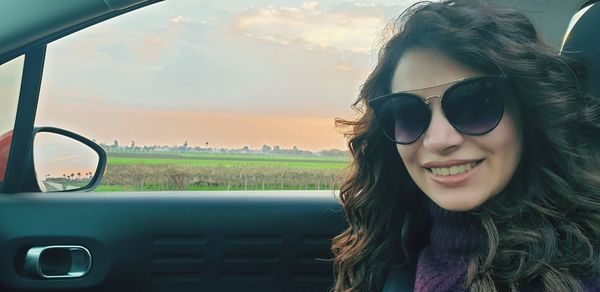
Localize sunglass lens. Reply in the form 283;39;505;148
443;77;506;135
379;95;430;144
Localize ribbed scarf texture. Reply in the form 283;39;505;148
413;202;485;292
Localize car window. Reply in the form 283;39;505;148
35;1;418;192
0;55;24;185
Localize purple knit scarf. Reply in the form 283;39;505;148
413;202;485;292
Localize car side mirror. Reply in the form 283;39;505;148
29;127;107;192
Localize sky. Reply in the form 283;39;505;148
33;0;422;151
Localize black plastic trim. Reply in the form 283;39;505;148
580;0;599;10
1;46;46;194
0;0;163;66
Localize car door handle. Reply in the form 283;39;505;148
24;245;92;279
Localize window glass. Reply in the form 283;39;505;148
0;55;25;185
36;1;419;192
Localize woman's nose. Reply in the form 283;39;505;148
421;101;464;153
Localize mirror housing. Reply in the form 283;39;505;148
21;127;107;192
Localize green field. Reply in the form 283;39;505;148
107;152;350;169
98;151;351;192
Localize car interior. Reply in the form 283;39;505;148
0;0;597;291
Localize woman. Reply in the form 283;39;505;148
332;0;600;291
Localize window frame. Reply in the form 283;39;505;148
0;1;162;194
1;46;46;194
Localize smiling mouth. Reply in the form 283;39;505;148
425;160;484;176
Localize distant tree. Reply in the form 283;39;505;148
273;145;281;153
113;140;119;147
178;141;189;152
77;172;81;180
261;144;272;153
130;140;135;149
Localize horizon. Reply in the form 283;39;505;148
97;139;351;153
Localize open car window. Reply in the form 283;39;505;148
0;55;24;185
34;1;421;192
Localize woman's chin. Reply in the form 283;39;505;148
427;192;490;212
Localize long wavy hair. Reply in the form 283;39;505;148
332;1;600;291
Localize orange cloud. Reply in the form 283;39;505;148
231;3;388;53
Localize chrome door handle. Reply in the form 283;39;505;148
24;245;92;279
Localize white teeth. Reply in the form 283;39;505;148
429;162;477;176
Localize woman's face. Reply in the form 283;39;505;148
391;49;523;211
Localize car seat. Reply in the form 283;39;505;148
561;0;600;95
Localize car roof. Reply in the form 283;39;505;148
0;0;161;63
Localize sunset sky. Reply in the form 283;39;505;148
33;0;422;151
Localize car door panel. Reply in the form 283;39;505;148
0;191;346;291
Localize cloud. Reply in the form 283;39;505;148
336;62;356;72
170;15;192;24
231;2;391;54
51;10;204;72
302;2;320;10
199;16;219;25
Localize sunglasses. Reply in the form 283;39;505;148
368;75;512;144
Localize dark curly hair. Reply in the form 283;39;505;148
332;1;600;291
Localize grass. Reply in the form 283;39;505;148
97;151;349;192
179;152;349;162
94;185;128;192
107;152;350;169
